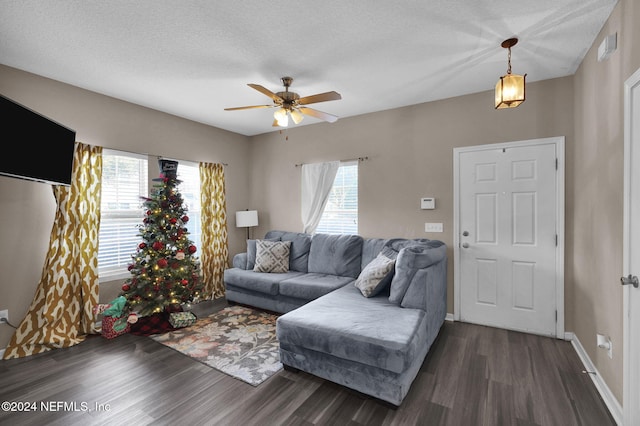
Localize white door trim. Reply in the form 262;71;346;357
623;66;640;426
453;136;565;338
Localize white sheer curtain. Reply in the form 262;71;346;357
301;161;340;234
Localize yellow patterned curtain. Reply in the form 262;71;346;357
3;142;102;359
199;162;229;299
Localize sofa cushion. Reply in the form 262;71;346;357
279;273;354;300
253;240;291;273
381;238;431;260
361;238;388;269
277;284;427;374
389;241;447;305
308;233;363;278
355;252;395;297
265;230;312;272
223;268;304;296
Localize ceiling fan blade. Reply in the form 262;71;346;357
224;105;273;111
299;107;339;123
248;84;283;103
298;91;342;105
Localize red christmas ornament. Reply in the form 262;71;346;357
122;284;130;292
127;264;134;271
157;258;168;268
170;217;177;225
181;279;189;286
182;215;189;223
139;242;147;249
153;285;160;292
146;210;152;216
171;262;179;269
188;245;197;254
152;241;164;251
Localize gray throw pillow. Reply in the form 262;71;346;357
253;240;292;273
354;252;395;297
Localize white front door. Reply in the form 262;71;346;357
454;138;564;337
623;67;640;426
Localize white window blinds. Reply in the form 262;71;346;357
98;150;148;278
315;162;358;235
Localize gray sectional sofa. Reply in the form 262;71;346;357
223;230;447;406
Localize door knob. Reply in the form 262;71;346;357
621;275;639;288
462;242;470;249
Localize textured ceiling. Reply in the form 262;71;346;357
0;0;618;136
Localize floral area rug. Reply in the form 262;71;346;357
151;305;282;386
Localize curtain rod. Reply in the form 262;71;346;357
101;146;228;166
159;156;228;167
294;156;369;168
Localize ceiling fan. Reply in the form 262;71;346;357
224;76;342;127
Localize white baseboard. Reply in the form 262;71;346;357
566;332;622;425
445;313;454;322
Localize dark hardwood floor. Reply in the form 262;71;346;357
0;298;615;425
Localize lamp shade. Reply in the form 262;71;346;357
290;108;304;124
273;108;288;127
495;73;526;109
236;210;258;228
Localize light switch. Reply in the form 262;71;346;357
421;197;435;209
425;222;443;233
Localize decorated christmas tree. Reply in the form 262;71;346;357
119;160;203;318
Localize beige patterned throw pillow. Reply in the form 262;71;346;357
355;252;396;297
253;240;291;273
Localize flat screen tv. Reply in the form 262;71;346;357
0;94;76;186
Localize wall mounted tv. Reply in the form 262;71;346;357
0;94;76;186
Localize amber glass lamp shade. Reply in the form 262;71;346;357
495;73;526;109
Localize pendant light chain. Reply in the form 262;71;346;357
507;46;512;75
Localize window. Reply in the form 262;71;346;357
98;152;203;280
316;162;358;234
176;161;202;251
98;150;148;279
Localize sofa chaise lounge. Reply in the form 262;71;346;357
223;230;447;406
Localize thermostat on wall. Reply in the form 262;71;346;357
421;197;435;210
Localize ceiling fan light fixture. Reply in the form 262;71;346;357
290;108;304;124
226;76;341;128
495;38;527;109
274;108;289;127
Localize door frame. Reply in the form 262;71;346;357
623;66;640;426
453;136;565;338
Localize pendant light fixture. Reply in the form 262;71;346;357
495;38;526;109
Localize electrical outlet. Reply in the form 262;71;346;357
0;309;8;324
597;333;613;359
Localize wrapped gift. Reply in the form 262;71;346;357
130;312;174;335
93;303;111;315
101;315;130;339
169;311;197;328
